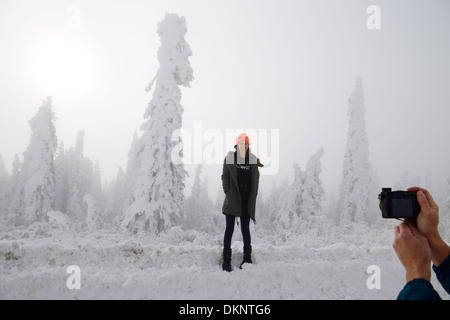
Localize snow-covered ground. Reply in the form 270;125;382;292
1;221;449;300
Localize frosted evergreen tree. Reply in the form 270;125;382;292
7;155;21;224
54;141;69;213
198;176;216;232
212;186;226;229
20;96;58;224
213;186;223;213
276;149;325;230
278;165;304;229
0;154;9;216
91;161;103;211
338;78;375;224
123;13;193;234
66;131;86;223
84;194;102;232
123;132;144;211
300;148;325;217
103;167;126;227
62;130;101;227
263;177;288;232
185;165;214;233
185;165;203;230
325;190;339;225
255;189;266;226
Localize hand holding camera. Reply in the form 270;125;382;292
387;186;450;298
379;187;445;262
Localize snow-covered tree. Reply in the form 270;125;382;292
66;131;86;223
7;155;21;224
184;165;215;233
277;164;304;229
338;77;376;224
325;190;339;225
123;132;144;211
84;194;102;232
0;154;10;216
123;13;193;234
276;148;325;230
261;177;288;232
103;166;126;227
19;96;58;224
255;189;266;226
300;148;325;217
53;131;102;228
91;161;103;206
54;141;69;213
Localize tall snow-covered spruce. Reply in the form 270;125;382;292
338;77;376;224
18;97;57;224
122;13;193;234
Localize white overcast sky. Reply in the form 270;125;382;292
1;0;450;202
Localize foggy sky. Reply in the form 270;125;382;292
1;0;450;203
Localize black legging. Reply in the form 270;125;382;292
223;195;251;250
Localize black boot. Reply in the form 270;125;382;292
240;246;252;269
222;248;232;272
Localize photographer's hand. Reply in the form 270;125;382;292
393;222;432;282
408;187;450;267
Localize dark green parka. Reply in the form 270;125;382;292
221;151;263;222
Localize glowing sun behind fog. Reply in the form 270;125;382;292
32;41;93;96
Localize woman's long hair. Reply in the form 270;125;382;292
234;144;251;164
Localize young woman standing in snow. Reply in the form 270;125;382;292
221;133;263;272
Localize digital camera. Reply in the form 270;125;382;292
378;188;421;219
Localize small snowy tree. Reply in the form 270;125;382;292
66;131;86;223
184;165;214;233
84;194;102;232
91;161;103;207
0;154;10;217
63;130;102;227
262;177;288;232
277;164;304;229
338;77;376;224
276;149;325;231
123;132;144;211
54;141;69;213
300;148;325;217
19;97;58;224
123;13;193;234
7;155;21;224
103;167;126;227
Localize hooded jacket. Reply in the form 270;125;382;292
221;151;263;222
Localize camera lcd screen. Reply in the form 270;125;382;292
392;198;415;218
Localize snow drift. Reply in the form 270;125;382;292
1;220;449;300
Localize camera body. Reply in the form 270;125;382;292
378;188;421;219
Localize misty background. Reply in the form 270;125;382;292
1;0;450;204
